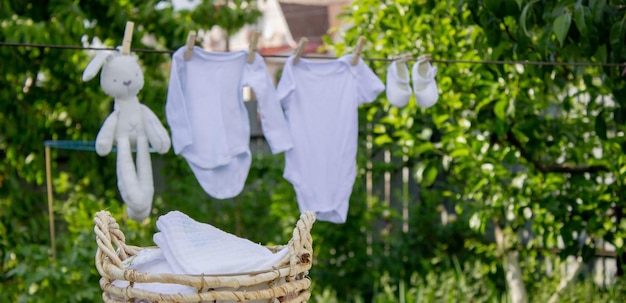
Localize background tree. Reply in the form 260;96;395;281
327;0;626;302
0;1;262;301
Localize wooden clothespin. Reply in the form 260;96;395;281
293;37;308;65
418;54;432;65
395;54;412;69
351;36;366;66
121;21;134;55
247;31;260;64
396;54;413;63
184;30;197;61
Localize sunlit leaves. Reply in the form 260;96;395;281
333;1;626;287
188;0;261;35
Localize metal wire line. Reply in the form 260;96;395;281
1;41;626;68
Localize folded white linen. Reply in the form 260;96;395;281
153;210;289;275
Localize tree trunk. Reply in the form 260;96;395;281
495;223;528;303
615;206;624;277
504;250;528;303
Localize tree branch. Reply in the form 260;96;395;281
505;129;609;174
503;22;517;43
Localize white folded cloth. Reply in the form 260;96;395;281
153;210;289;275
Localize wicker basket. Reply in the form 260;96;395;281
94;210;316;303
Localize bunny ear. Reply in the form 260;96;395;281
82;51;114;82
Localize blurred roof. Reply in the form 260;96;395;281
197;0;350;56
278;0;350;5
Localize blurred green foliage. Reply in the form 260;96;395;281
324;0;626;301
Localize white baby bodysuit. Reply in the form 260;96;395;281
277;55;384;223
166;46;292;199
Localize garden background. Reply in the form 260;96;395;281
1;0;626;302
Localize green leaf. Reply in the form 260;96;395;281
415;142;434;154
609;22;624;54
553;11;572;46
423;163;438;187
475;98;497;113
594;44;607;63
450;148;470;158
591;0;606;23
573;5;587;36
433;114;450;126
520;2;533;37
494;99;508;120
595;110;607;141
374;134;393;145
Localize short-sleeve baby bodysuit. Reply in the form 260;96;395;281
166;46;292;199
277;55;385;223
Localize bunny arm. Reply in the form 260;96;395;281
141;105;171;154
95;111;119;156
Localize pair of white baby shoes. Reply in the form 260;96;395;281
386;56;439;108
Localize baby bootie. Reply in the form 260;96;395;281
412;57;439;108
386;60;412;107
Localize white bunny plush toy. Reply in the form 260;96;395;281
82;49;171;222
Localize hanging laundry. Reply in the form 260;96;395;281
387;55;439;109
386;58;412;107
412;56;439;108
166;46;293;199
277;55;384;223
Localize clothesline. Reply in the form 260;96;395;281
1;41;626;68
